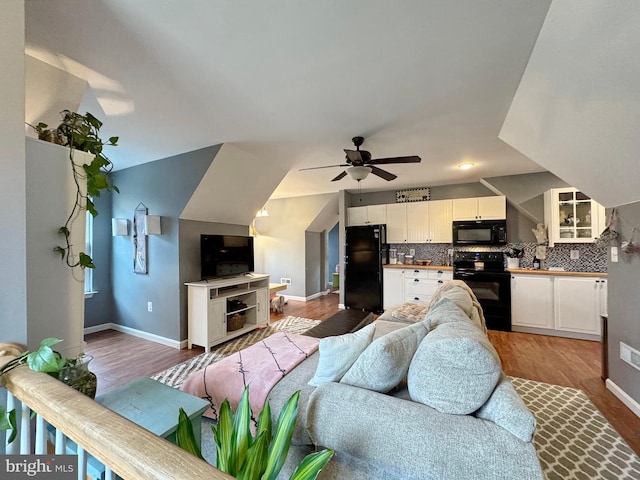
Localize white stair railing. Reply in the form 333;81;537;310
1;348;233;480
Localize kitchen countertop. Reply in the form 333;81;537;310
507;268;607;278
384;264;453;271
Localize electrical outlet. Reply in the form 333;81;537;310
620;342;640;371
611;246;619;263
280;278;292;285
570;250;579;260
147;301;153;312
409;248;415;256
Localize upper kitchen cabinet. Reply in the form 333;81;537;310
386;200;452;243
544;188;605;247
347;204;387;226
452;196;506;221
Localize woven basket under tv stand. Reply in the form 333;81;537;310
185;274;270;351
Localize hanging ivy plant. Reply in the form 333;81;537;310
27;110;119;269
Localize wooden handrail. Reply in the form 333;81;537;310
1;361;234;480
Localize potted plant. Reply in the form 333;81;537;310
176;386;334;480
505;247;525;269
1;338;97;444
26;110;119;270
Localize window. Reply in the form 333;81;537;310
84;210;95;297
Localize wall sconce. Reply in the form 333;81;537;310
142;215;162;235
112;218;129;236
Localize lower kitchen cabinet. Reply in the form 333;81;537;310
383;268;405;308
511;275;554;329
510;273;606;340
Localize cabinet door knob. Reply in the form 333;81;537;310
438;280;443;284
414;278;419;282
414;270;419;273
414;297;419;301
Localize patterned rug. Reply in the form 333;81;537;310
151;316;320;388
153;318;640;479
511;377;640;479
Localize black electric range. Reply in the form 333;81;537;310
453;251;511;332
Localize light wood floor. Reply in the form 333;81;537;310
84;292;640;455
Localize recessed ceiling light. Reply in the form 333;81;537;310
457;162;475;170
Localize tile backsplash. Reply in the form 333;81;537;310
389;242;607;272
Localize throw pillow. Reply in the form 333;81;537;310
391;302;430;323
308;323;376;387
408;315;501;414
474;374;536;442
340;321;428;393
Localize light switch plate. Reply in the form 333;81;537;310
611;246;619;262
570;250;580;260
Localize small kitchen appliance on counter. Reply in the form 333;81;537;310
453;251;511;331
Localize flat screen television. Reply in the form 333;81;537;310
200;234;254;279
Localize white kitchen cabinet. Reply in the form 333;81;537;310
347;204;387;226
511;274;554;329
452;196;506;221
554;276;603;336
186;274;270;351
386;203;408;243
544;187;605;247
386;200;452;243
383;268;405;308
404;268;453;305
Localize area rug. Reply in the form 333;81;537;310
511;376;640;479
151;316;320;388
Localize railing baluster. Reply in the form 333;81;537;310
55;428;66;454
77;444;87;480
35;413;45;454
5;392;18;454
20;401;30;454
105;466;115;480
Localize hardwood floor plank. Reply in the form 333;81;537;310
84;292;640;456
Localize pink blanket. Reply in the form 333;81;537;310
180;332;319;421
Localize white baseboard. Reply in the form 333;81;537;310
606;378;640;419
84;323;183;349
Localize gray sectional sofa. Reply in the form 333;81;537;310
266;281;544;480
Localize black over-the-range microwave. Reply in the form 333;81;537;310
452;220;507;245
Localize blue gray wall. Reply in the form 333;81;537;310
608;201;640;406
108;145;221;341
328;223;340;281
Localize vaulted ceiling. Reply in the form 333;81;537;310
25;0;553;200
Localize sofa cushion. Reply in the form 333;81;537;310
308;323;376;387
428;280;487;332
340;321;428;393
408;307;501;414
475;374;536;442
424;297;478;330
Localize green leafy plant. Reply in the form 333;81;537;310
177;387;334;480
27;110;119;269
0;338;67;444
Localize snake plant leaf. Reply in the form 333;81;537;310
288;449;335;480
256;401;272;445
214;399;234;473
237;430;268;480
230;386;252;475
261;390;300;480
176;408;203;459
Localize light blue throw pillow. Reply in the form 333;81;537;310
340;321;428;393
308;323;376;387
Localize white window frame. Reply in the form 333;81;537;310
84;210;97;298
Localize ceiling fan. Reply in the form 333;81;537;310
300;136;421;182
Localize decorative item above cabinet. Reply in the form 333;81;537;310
543;188;605;247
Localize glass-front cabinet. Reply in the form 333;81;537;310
544;187;605;247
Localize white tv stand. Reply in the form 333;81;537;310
185;273;270;351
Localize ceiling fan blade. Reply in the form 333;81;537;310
367;155;421;165
370;166;397;181
331;171;348;182
299;164;349;171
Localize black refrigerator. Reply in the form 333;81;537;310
344;225;388;313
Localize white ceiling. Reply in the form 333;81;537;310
25;0;552;200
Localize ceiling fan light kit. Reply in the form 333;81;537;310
300;136;422;183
